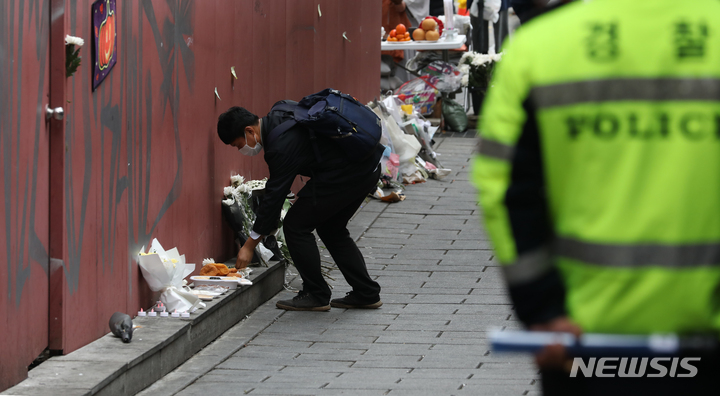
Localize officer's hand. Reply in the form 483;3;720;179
236;244;254;270
531;316;582;336
530;316;582;372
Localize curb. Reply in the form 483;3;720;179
1;261;286;396
3;161;396;396
136;193;390;395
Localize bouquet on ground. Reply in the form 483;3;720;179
137;239;204;313
458;51;502;94
221;175;293;266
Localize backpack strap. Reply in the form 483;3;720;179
266;103;298;147
267;119;296;147
266;103;323;162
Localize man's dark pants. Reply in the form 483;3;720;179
283;167;382;304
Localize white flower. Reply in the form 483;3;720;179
459;51;474;65
235;183;250;195
223;186;235;197
471;55;490;67
64;35;84;47
459;64;470;74
230;174;244;187
222;197;235;206
461;74;469;87
244;178;267;191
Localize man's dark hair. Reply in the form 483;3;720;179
217;106;259;145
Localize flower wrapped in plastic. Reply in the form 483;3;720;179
458;51;502;92
137;239;205;312
221;175;293;266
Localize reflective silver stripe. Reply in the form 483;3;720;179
531;78;720;109
555;237;720;267
476;138;515;160
502;246;553;285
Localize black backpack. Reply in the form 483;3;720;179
267;88;382;162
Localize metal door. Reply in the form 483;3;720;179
0;0;53;390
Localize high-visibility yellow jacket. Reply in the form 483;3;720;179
471;0;720;335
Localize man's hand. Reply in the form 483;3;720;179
530;316;583;371
235;244;254;270
236;234;263;270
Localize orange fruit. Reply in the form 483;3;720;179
426;30;440;41
413;28;425;41
389;29;397;38
421;18;437;32
396;24;407;36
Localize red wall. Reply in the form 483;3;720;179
0;0;380;390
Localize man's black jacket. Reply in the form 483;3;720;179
252;100;384;236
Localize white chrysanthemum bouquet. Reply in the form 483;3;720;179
458;51;502;90
221;174;293;267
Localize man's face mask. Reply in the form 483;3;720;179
239;129;262;156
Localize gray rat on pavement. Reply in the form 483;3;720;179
109;312;134;343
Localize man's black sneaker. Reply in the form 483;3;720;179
276;291;330;311
330;292;383;309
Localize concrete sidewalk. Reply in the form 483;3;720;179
139;136;540;396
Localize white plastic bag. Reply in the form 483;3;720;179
138;239;204;313
374;102;422;176
483;0;501;23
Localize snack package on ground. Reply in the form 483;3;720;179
381;152;401;181
417;156;452;180
371;187;406;203
137;239;205;313
403;169;427;184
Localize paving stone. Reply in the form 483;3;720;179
349;355;425;368
250;388;392;396
384;287;473;295
360;344;434;356
400;304;463;314
392;250;450;259
138;138;538;396
366;258;441;266
463;294;513;305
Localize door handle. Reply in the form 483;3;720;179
45;104;64;121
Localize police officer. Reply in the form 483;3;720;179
217;103;383;311
471;0;720;394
